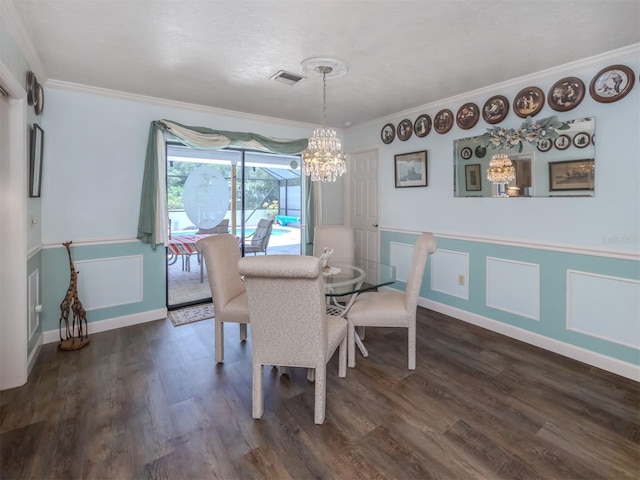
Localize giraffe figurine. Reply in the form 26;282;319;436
58;241;90;350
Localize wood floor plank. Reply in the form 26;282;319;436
1;307;637;480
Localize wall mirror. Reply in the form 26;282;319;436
454;117;595;197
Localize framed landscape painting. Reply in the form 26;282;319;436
395;151;427;188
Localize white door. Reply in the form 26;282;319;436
349;150;379;262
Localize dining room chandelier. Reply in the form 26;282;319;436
301;58;347;182
487;153;516;184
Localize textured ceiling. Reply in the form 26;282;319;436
8;0;640;128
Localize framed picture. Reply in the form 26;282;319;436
381;123;395;144
554;134;571;150
29;124;44;198
434;109;453;134
482;95;509;124
573;132;591;148
549;159;595;191
456;102;479;130
395;150;428;188
414;114;431;137
589;64;635;103
397;119;413;141
548;76;585;112
465;164;482;191
513;86;545;118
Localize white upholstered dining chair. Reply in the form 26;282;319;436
238;254;347;424
313;224;355;264
346;232;437;370
197;234;249;363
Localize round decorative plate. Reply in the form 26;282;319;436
414;114;431;137
589;64;635;103
26;71;37;106
397;119;413;141
554;134;571;150
381;123;395;144
456;102;479;130
482;95;509;124
537;138;552;152
460;147;472;160
548;76;585;112
513;86;545;118
474;145;486;158
34;83;44;116
573;132;591;148
434;109;454;134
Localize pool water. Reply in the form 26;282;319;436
173;226;290;237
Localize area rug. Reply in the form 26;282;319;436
168;303;215;327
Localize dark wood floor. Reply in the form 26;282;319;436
1;307;638;479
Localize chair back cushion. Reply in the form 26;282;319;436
405;233;437;311
197;234;245;314
239;255;327;367
313;225;355;264
198;219;229;234
251;218;274;248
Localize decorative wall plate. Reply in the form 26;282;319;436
434;109;454;134
482;95;509;124
460;147;472;160
456;102;479;130
589;64;635;103
34;83;44;116
381;123;395;144
554;134;571;150
474;146;486;158
548;76;585;112
537;138;552;152
513;86;545;118
573;132;591;148
26;71;37;106
397;119;413;141
414;114;431;137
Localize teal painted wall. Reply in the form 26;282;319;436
40;241;166;333
381;230;640;366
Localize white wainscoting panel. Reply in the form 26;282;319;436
431;249;469;300
76;255;143;310
567;270;640;349
486;257;540;320
28;269;40;340
390;241;414;283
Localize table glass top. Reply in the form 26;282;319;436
324;258;396;296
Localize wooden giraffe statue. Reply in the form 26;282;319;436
59;241;90;350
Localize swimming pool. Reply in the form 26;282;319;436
173;225;291;237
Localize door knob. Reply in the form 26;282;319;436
373;224;378;227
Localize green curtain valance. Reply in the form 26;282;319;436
136;120;309;248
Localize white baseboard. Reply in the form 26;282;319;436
42;308;168;344
379;286;639;381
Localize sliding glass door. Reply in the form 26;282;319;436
166;145;303;309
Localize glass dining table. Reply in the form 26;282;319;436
323;258;396;358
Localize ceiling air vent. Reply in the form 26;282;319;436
270;70;306;86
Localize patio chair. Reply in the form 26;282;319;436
238;254;347;424
346;232;437;370
244;218;274;255
196;233;250;363
198;218;229;234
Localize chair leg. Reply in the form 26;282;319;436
314;365;326;424
347;321;356;368
338;335;347;378
215;319;224;363
239;323;247;341
408;323;416;370
252;363;264;419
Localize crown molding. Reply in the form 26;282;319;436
45;79;319;131
1;0;47;82
360;43;640;130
